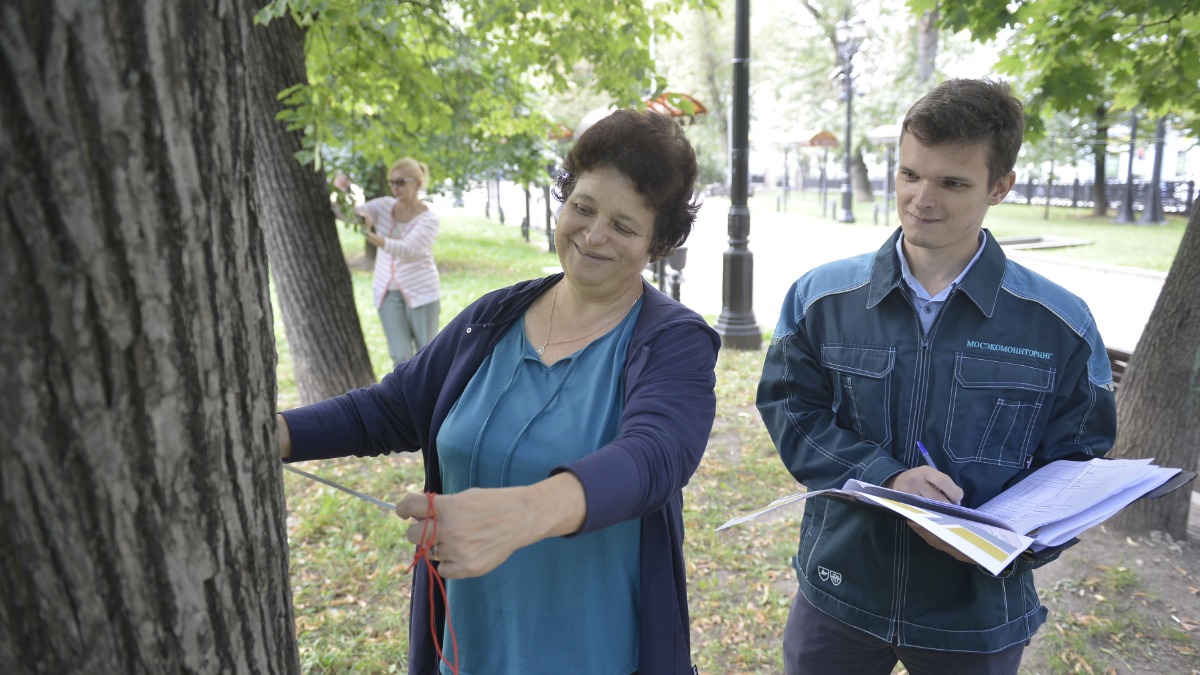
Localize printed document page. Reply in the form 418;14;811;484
975;458;1171;535
1027;466;1181;547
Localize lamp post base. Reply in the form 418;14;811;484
715;244;761;350
715;311;763;349
838;190;855;223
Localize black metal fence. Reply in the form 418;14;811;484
1001;178;1195;214
796;174;1196;215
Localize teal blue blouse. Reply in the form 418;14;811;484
435;298;644;675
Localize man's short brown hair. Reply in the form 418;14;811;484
902;79;1024;186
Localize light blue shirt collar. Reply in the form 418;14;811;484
896;232;986;331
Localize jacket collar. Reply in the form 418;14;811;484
486;273;561;321
867;227;1007;318
482;272;711;345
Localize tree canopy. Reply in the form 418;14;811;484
912;0;1200;138
256;0;716;190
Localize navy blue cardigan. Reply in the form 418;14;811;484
283;274;720;674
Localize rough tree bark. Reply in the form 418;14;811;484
1108;207;1200;540
0;1;298;672
248;9;377;404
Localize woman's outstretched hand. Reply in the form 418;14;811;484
395;473;586;579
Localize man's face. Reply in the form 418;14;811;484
895;134;1015;260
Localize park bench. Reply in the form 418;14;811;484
1107;346;1133;392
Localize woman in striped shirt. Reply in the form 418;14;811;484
359;158;441;366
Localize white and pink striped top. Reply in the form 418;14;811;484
358;197;441;309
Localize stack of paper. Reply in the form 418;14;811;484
718;457;1182;576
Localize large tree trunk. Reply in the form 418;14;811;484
1091;105;1109;217
916;9;938;84
248;10;377;404
1107;207;1200;540
698;10;730;159
852;147;873;203
0;2;298;672
1140;115;1166;224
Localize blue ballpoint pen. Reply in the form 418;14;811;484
916;440;941;473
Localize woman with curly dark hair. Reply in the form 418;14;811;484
278;109;718;674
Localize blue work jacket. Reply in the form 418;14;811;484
283;274;719;674
757;228;1117;653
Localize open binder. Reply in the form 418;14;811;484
719;458;1196;576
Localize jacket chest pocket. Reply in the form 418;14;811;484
944;355;1054;468
822;345;895;448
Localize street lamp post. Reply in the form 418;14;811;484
834;14;866;224
714;0;761;350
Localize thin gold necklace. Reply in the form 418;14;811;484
536;283;642;356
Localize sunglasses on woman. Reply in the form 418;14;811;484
388;177;415;187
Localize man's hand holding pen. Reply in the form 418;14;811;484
886;465;963;506
886;440;963;505
884;441;975;563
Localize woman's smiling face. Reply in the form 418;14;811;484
555;166;656;295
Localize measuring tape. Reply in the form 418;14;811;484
282;464;396;512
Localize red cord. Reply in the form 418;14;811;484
408;491;459;675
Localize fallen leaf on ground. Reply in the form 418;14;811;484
1170;614;1199;631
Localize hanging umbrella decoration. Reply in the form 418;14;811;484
644;92;708;124
575;93;708;139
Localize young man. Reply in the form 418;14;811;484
757;79;1117;674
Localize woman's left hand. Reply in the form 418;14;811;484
395;473;586;579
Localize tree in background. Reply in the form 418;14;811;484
654;6;733;187
1;1;297;670
795;0;879;203
1012;110;1094;219
915;0;1200;538
251;0;714;401
250;4;377;405
1110;206;1200;538
914;5;938;82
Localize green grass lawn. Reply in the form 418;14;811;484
275;205;1186;673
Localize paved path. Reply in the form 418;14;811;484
676;198;1165;354
445;187;1164;353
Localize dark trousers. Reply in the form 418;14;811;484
782;591;1026;675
